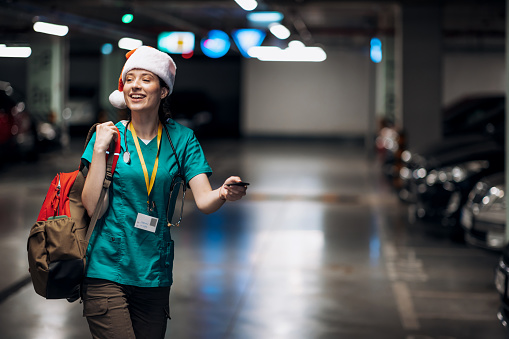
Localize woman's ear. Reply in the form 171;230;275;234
161;87;169;99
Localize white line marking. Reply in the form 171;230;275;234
417;312;496;321
392;281;420;330
411;290;498;300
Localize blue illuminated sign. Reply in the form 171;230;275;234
232;29;265;58
158;32;195;54
201;30;230;58
370;38;382;63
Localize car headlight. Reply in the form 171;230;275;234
426;170;438;185
401;150;412;163
451;160;490;182
413;167;427;180
400;167;412;180
474;184;505;224
425;160;489;186
480;185;505;208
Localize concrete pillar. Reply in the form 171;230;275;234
375;8;396;126
26;35;69;146
505;0;509;243
397;2;443;150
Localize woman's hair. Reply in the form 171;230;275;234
158;77;172;123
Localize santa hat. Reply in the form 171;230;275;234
109;46;177;109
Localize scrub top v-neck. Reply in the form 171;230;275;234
81;120;212;287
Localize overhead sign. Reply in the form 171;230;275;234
232;29;265;58
158;32;195;54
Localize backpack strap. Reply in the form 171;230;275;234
84;136;116;244
80;123;120;245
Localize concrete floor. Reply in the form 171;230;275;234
0;137;506;339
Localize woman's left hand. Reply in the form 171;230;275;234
219;176;248;201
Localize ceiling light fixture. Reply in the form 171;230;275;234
118;37;143;50
33;21;69;36
0;46;32;58
269;23;291;40
248;40;326;62
234;0;258;11
247;11;283;23
122;14;134;24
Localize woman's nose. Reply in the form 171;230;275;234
132;78;141;88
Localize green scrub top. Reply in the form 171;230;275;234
81;120;212;287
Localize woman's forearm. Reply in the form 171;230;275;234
189;174;247;214
82;149;108;217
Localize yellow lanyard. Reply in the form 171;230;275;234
129;122;162;210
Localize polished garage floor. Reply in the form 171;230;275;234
0;137;506;339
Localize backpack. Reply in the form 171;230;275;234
27;124;120;302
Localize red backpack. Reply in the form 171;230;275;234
27;124;120;301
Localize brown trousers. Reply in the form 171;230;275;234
82;278;171;339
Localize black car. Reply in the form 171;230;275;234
0;81;38;163
496;244;509;327
396;95;504;198
461;172;505;250
406;139;504;234
399;133;500;202
442;94;504;137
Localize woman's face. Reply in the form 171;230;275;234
123;69;168;113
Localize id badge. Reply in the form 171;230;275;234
134;213;158;233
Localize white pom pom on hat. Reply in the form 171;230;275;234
109;46;177;109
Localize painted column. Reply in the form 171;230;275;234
27;35;68;146
397;2;443;150
505;0;509;243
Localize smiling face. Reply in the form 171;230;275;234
123;69;169;114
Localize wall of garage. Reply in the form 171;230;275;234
442;52;505;105
240;49;505;138
241;48;371;139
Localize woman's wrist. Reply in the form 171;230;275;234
218;185;227;201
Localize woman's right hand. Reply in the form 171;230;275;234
93;121;118;154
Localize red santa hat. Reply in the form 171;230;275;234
109;46;177;109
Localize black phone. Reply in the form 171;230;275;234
226;182;250;187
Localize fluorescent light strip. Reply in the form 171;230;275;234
234;0;258;11
247;11;283;22
0;46;32;58
118;37;143;50
33;21;69;36
269;23;291;40
248;41;326;62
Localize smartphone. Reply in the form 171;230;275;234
226;182;250;187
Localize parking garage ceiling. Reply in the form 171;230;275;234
0;0;506;54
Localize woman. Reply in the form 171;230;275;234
81;46;247;339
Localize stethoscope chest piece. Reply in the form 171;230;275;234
123;151;131;164
123;120;131;164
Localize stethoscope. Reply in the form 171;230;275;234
122;119;186;225
122;120;181;170
123;121;132;164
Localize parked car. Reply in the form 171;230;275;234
495;244;509;327
399;133;499;202
386;95;504;193
442;94;504;137
461;172;505;250
405;139;504;240
0;81;38;163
